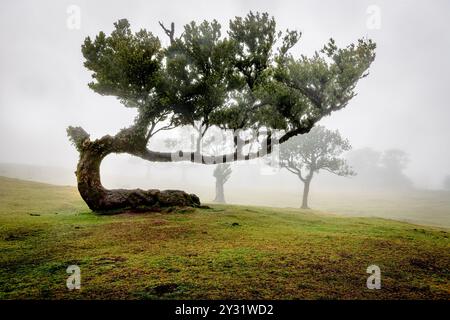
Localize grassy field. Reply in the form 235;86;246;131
0;176;449;299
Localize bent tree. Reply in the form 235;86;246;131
279;126;355;209
67;12;376;213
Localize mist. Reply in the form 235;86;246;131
1;0;450;225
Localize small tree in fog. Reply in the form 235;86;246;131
279;126;354;209
165;127;235;203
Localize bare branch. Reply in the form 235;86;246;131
159;21;175;44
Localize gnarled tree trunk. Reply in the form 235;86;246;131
68;127;200;213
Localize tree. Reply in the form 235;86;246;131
279;126;354;209
202;129;236;203
379;149;412;189
67;12;376;213
165;126;235;203
345;147;412;190
213;163;232;203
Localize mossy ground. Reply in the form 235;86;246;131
0;176;448;299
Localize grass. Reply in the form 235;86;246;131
0;176;449;299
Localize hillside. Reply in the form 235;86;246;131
0;176;448;299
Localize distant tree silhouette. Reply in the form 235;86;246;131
380;149;412;189
279;126;354;209
67;13;375;213
165;126;235;203
213;164;232;203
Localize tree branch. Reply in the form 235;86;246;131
159;21;175;44
139;125;312;164
283;159;305;182
151;121;176;138
145;122;157;142
67;126;90;151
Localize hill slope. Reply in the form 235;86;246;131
0;176;448;299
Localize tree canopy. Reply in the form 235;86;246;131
279;125;354;180
74;12;376;163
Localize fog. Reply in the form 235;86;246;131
1;0;450;205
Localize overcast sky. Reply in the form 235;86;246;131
1;0;449;188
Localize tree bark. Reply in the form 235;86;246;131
68;127;200;213
301;179;311;209
214;178;225;203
